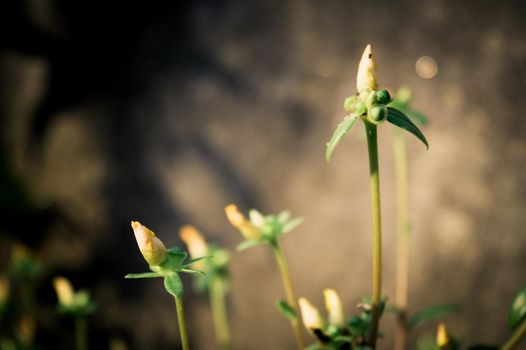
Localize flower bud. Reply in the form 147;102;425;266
179;225;208;269
131;221;168;266
343;96;357;112
225;204;261;240
323;289;345;327
299;297;325;333
53;276;74;306
368;106;387;124
0;276;9;305
354;101;367;115
376;89;391;104
356;44;378;93
436;322;451;349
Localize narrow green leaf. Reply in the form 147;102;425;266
280;217;304;235
387;107;429;149
236;239;264;251
277;210;291;224
125;272;161;279
409;304;459;330
180;268;206;276
509;285;526;330
276;299;298;321
325;115;358;162
182;255;212;268
164;273;184;297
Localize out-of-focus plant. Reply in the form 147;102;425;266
326;45;428;349
126;221;209;350
52;276;95;350
225;204;305;349
500;286;526;350
180;225;231;350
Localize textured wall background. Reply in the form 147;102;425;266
1;0;526;349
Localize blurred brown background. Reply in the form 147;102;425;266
1;0;526;349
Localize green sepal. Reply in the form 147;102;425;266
276;299;298;321
387;107;429;149
508;285;526;330
167;247;188;267
325;114;358;162
280;217;304;235
409;304;459;330
236;239;264;252
124;272;162;279
180;268;205;276
164;273;183;297
182;255;212;268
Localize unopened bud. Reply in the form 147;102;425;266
179;225;208;269
225;204;261;240
368;106;387;124
437;322;451;348
131;221;168;266
53;277;74;306
356;44;378;93
0;276;9;304
299;297;325;333
323;289;345;327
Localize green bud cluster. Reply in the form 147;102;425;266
343;89;392;125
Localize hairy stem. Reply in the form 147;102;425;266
394;128;409;350
175;296;190;350
365;121;383;349
501;318;526;350
75;315;87;350
210;276;231;350
271;240;305;350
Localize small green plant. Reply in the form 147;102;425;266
180;225;231;350
52;276;96;350
224;204;305;349
126;221;209;350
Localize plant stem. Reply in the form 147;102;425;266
174;296;190;350
75;315;87;350
209;276;231;350
501;318;526;350
365;121;383;349
271;240;305;350
394;128;409;350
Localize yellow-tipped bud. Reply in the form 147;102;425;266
53;276;74;306
224;204;261;240
323;289;345;327
17;316;35;345
0;276;9;303
299;297;324;333
356;44;378;93
437;322;451;348
131;221;168;266
179;225;208;269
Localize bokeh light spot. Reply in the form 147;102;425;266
415;56;438;79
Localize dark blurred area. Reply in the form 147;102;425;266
1;0;526;349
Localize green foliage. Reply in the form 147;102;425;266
325;115;358;162
276;300;298;321
409;304;459;330
508;285;526;330
57;290;96;316
386;107;429;149
236;209;303;252
125;245;209;299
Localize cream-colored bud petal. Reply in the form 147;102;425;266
179;225;208;269
224;205;261;240
356;44;378;93
53;276;74;306
323;288;345;327
131;221;168;266
436;322;450;347
299;297;324;333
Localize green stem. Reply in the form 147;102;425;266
501;319;526;350
175;296;190;350
365;121;383;349
75;315;87;350
394;129;409;350
271;240;305;350
209;276;231;350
